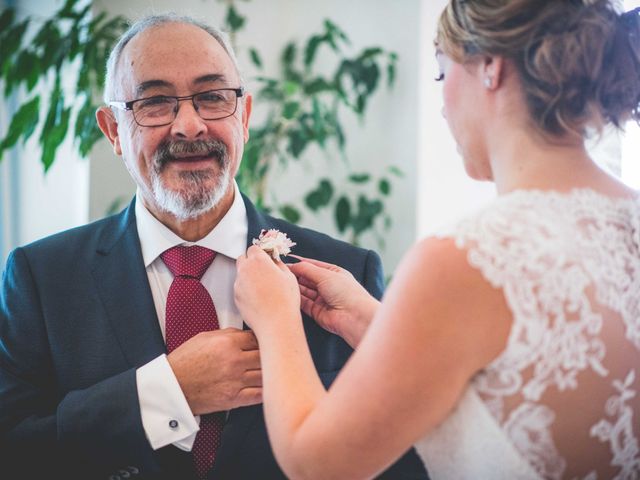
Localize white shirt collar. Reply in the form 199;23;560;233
135;180;248;267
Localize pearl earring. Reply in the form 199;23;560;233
484;77;493;89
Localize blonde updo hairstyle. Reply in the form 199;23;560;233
437;0;640;138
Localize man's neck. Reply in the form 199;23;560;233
141;188;235;242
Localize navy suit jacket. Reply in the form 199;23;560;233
0;194;428;480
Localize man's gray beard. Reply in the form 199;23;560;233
151;167;231;221
150;139;231;221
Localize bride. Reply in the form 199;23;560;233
234;0;640;478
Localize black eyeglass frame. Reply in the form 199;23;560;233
108;87;245;127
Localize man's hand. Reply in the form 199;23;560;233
167;328;262;415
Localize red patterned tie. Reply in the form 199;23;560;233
161;245;224;479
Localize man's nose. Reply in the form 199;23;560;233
170;100;207;139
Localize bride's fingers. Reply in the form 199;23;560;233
300;294;329;321
299;284;319;301
289;261;340;288
300;294;316;317
289;255;343;272
296;274;320;292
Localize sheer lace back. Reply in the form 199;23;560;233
449;189;640;479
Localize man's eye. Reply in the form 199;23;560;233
140;96;172;107
198;92;225;102
435;73;445;82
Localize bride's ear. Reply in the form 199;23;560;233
481;56;505;91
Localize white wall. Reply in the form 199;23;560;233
0;0;89;267
417;0;495;237
91;0;422;273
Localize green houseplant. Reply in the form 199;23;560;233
0;0;400;247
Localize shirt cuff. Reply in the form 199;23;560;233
136;354;200;451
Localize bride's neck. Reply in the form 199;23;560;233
488;127;605;195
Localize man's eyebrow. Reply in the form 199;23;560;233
135;80;173;98
193;74;227;85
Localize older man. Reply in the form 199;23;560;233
0;14;428;480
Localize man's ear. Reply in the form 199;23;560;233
96;106;122;155
482;55;505;90
242;93;253;143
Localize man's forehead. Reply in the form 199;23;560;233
117;22;239;94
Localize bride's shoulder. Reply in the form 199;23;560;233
385;236;512;369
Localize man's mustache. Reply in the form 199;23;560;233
153;139;228;170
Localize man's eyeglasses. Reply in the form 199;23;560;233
108;87;245;127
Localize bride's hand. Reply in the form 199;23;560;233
288;256;380;348
235;246;301;333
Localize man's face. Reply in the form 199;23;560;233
106;23;251;220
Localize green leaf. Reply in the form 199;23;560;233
324;19;349;47
360;47;383;59
0;96;40;154
335;196;351;233
74;97;102;157
379;178;391;195
304;34;324;68
0;20;28;85
389;165;404;177
282;42;297;68
352;196;383;235
59;0;80;18
40;84;71;172
41;106;71;172
279;205;301;224
249;48;263;69
40;24;63;71
311;98;325;147
304;77;334;95
226;5;246;32
348;173;370;183
287;129;308;158
334;119;346;151
0;8;15;32
283;80;300;97
387;53;398;87
305;179;334;211
242;139;261;174
282;101;300;120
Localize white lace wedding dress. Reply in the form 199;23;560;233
413;189;640;479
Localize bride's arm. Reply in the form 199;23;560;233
235;238;512;480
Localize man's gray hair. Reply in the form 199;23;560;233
103;13;241;103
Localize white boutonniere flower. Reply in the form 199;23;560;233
252;229;297;260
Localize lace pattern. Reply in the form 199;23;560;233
439;189;640;479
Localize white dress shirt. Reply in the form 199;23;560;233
135;181;247;451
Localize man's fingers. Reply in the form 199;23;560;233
236;330;260;350
242;369;262;387
241;349;261;369
236;387;262;407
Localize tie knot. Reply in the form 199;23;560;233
160;245;216;280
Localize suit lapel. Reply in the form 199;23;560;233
90;198;166;368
